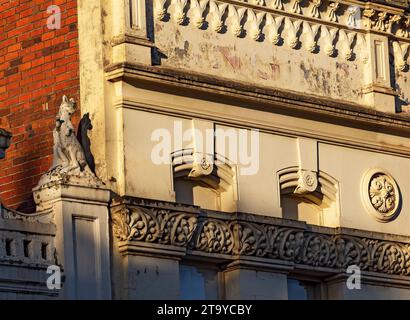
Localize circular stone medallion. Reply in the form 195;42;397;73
361;168;400;222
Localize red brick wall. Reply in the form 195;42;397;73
0;0;80;212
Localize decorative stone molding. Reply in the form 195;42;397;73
111;198;410;277
327;2;339;22
229;5;246;36
310;0;321;19
284;18;302;48
111;204;197;244
155;0;168;20
364;10;391;32
398;17;410;37
156;0;410;38
339;29;356;60
361;168;400;223
191;0;208;28
392;41;410;71
265;14;284;43
321;25;338;57
248;9;265;41
303;22;320;53
209;1;227;32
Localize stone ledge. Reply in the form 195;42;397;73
33;182;111;211
105;62;410;135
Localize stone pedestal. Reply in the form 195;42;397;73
33;182;111;299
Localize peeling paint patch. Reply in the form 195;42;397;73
299;61;358;99
258;70;269;80
155;23;163;32
154;23;364;104
218;46;241;70
270;62;280;80
336;62;350;76
175;41;189;59
300;61;332;95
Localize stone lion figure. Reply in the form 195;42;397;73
37;95;99;187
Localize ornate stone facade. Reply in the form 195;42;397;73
2;0;410;300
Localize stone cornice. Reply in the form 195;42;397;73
105;62;410;135
111;197;410;278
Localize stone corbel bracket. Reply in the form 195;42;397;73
171;148;235;191
278;167;338;207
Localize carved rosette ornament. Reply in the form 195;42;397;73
361;169;400;222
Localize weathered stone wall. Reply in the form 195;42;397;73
151;0;410;112
154;13;365;105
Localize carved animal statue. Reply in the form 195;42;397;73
51;95;93;176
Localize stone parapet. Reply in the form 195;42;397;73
0;205;57;298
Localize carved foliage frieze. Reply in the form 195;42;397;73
111;205;197;245
111;202;410;276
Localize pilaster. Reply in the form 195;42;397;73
362;33;397;112
111;0;153;65
33;183;112;299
